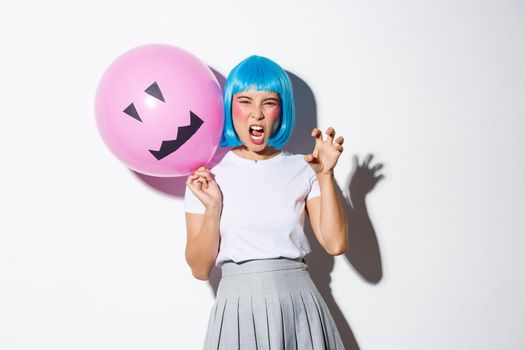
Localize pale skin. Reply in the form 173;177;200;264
185;90;348;280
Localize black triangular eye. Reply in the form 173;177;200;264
123;103;142;122
145;81;165;102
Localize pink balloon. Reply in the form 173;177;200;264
95;44;223;177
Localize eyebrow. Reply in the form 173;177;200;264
235;96;280;102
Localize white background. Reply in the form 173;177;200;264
1;0;524;349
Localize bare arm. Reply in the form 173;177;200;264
185;206;221;280
304;126;348;255
184;167;223;280
306;174;348;255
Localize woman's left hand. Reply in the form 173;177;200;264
304;127;344;175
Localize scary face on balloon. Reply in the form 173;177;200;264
95;44;224;177
122;81;204;161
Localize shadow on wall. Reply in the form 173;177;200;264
131;68;386;350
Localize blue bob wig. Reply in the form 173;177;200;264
220;55;295;150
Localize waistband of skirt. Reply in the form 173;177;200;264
221;257;307;277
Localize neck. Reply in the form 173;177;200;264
232;145;281;161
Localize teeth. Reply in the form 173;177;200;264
250;125;263;131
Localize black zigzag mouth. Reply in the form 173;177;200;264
148;111;204;160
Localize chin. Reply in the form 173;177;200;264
248;144;267;152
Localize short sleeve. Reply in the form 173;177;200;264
306;164;321;201
184;185;206;214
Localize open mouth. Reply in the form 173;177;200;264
249;125;265;145
149;111;203;160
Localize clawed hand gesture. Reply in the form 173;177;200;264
304;127;344;175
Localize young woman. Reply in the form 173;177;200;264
184;55;347;349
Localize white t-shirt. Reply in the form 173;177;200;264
184;149;321;267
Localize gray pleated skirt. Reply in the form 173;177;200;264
203;257;345;350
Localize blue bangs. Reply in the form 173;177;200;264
220;55;295;150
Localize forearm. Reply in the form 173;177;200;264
185;206;221;280
317;174;348;255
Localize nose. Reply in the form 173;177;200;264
250;109;264;120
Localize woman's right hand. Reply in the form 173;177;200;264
186;166;223;210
